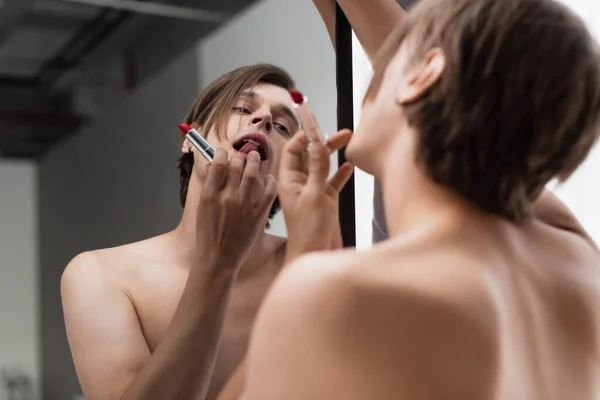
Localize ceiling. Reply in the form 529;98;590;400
0;0;259;159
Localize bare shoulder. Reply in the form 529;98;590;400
533;190;599;251
61;237;159;296
61;249;121;304
61;245;156;399
268;248;499;320
260;250;358;307
245;249;499;399
62;246;122;282
62;250;106;287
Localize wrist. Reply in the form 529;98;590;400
189;253;241;284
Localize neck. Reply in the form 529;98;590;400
378;134;471;240
169;175;270;271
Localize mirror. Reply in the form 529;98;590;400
0;1;338;399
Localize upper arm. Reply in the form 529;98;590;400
241;255;499;400
312;0;336;50
61;252;151;400
338;0;406;63
314;0;406;64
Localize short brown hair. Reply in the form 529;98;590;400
366;0;600;222
178;64;295;224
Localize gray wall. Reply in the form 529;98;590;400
38;48;199;399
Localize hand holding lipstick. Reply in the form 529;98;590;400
194;148;277;274
178;123;215;162
278;129;354;263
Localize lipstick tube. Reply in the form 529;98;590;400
178;123;214;162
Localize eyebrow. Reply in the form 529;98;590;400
240;91;300;132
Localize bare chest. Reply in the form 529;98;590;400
130;264;280;398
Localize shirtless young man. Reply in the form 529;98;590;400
60;63;352;400
220;0;600;399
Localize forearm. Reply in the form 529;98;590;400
314;0;406;63
313;0;336;50
120;265;237;400
338;0;406;63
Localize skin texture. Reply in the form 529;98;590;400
220;1;600;399
61;83;295;400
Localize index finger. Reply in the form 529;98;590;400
325;129;353;154
281;130;311;172
203;148;229;196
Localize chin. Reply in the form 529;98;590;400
345;139;376;175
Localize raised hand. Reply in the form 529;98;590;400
195;149;277;273
278;129;354;262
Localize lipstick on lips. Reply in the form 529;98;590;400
178;123;214;162
289;89;326;144
232;133;269;163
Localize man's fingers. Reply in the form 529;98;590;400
282;129;353;182
239;151;261;200
204;148;229;195
326;129;353;155
223;152;245;198
259;174;278;214
328;162;354;193
281;130;310;172
306;141;330;190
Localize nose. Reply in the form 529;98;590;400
249;109;273;134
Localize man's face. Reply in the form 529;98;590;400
200;83;299;178
346;43;413;175
347;38;444;177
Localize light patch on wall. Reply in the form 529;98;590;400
0;161;39;400
352;32;375;251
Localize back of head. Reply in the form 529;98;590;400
369;0;600;222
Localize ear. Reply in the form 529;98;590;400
398;48;446;104
180;122;202;154
181;137;193;154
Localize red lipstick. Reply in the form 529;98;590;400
232;133;269;161
289;89;325;144
178;123;214;161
